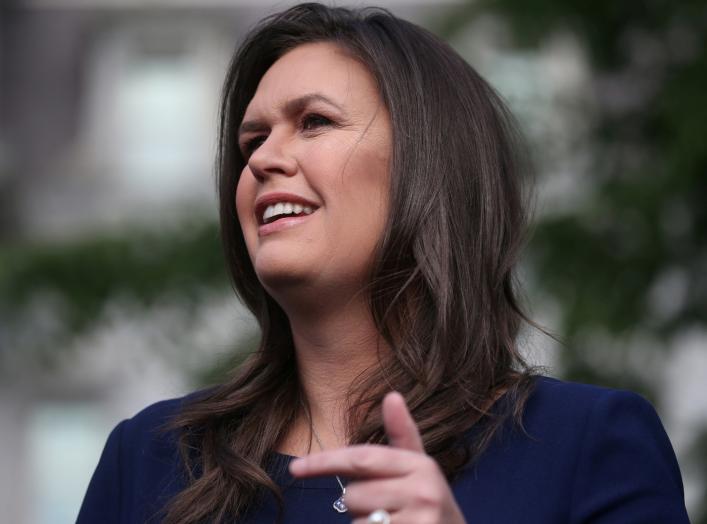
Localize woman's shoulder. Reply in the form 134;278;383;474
521;374;669;437
120;389;203;435
529;373;649;403
77;389;209;523
456;374;689;522
516;374;675;455
525;374;654;416
109;389;204;453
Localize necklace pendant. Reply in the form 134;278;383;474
333;488;347;513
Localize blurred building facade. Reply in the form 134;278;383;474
1;5;250;521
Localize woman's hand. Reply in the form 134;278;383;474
289;392;467;524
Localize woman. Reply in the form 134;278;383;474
78;3;690;523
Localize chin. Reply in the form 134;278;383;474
254;257;312;291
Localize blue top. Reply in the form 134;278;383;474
77;376;690;523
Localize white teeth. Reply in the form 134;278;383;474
263;206;276;221
261;201;315;223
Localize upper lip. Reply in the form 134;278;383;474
254;192;320;225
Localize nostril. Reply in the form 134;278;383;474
248;163;292;182
249;166;266;183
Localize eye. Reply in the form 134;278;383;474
242;135;266;157
301;113;332;131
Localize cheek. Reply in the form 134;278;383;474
328;152;389;265
235;170;258;258
341;149;390;223
235;169;255;224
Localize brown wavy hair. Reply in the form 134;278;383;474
163;3;541;523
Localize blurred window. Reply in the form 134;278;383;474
26;402;109;524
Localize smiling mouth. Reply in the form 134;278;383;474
260;202;316;225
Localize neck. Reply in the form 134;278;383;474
276;290;388;453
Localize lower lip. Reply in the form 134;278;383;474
258;212;316;237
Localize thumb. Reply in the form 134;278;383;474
382;391;425;453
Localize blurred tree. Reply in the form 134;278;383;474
0;219;232;370
436;0;706;520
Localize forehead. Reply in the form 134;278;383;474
243;42;381;118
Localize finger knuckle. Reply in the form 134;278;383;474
414;483;445;508
351;446;377;473
422;456;441;473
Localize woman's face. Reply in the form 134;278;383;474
236;42;392;297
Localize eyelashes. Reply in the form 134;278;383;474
300;113;332;131
240;113;335;157
242;135;266;156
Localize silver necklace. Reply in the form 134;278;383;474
310;422;348;513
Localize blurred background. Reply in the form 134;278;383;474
0;0;705;522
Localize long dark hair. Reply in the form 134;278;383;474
164;3;539;523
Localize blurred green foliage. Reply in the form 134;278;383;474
1;221;226;328
0;219;230;366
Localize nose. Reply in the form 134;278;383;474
246;132;298;182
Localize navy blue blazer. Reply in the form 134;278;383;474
77;376;690;523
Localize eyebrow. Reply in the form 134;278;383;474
238;93;346;138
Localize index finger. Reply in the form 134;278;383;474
383;391;425;453
289;445;418;479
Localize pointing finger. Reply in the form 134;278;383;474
382;391;425;453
